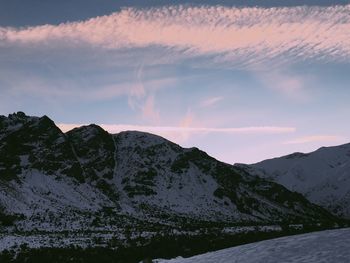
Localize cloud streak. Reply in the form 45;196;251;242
0;5;349;66
283;135;343;144
58;123;295;134
57;123;294;145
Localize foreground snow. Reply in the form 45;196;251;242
156;228;350;263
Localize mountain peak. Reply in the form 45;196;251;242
284;152;309;159
4;111;38;123
1;112;57;131
66;124;111;145
68;123;107;135
116;130;174;149
8;111;27;119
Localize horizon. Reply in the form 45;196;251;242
1;1;349;164
3;110;349;165
57;122;350;165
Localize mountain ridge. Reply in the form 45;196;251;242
237;142;350;218
0;112;340;233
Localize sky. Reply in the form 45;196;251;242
0;0;350;164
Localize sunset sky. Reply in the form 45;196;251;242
1;0;349;164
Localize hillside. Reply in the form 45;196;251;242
238;144;350;218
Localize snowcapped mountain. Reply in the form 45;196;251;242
238;144;350;218
0;112;338;232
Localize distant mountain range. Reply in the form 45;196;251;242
237;143;350;218
0;112;339;233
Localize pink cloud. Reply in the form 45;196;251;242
141;95;160;123
0;5;349;66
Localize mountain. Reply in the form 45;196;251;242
237;144;350;218
0;112;338;233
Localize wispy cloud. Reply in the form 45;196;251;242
1;5;349;66
283;135;343;144
200;96;223;107
258;70;308;100
141;95;160;123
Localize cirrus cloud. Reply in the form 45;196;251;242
200;96;224;107
0;4;349;67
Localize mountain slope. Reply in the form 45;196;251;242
238;144;350;218
0;112;338;232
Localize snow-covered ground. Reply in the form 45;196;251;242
155;228;350;263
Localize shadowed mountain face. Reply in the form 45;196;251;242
0;112;338;231
237;144;350;218
0;112;84;182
